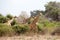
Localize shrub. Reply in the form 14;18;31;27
11;19;17;26
37;20;57;34
37;23;47;34
6;14;13;20
37;23;44;31
0;16;8;23
0;24;14;36
12;24;29;34
51;27;60;35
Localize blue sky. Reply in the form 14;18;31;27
0;0;60;16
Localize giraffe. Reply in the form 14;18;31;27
29;13;41;32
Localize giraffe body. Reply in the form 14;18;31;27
29;14;40;31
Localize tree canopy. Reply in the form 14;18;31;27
45;1;60;21
6;14;13;20
0;14;8;23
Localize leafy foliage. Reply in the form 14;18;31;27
6;14;13;20
11;19;17;26
12;24;29;34
0;24;14;36
45;1;60;21
0;14;8;23
30;10;41;17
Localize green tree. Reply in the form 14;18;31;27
0;14;8;23
45;1;60;21
11;19;17;26
30;10;41;17
6;14;13;20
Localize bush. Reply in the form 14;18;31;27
0;16;8;23
11;19;17;26
37;23;44;31
37;19;58;34
51;27;60;35
0;24;14;36
12;24;29;34
37;23;47;34
6;14;13;20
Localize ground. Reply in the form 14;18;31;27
0;35;60;40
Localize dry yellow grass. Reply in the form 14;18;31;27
0;35;60;40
